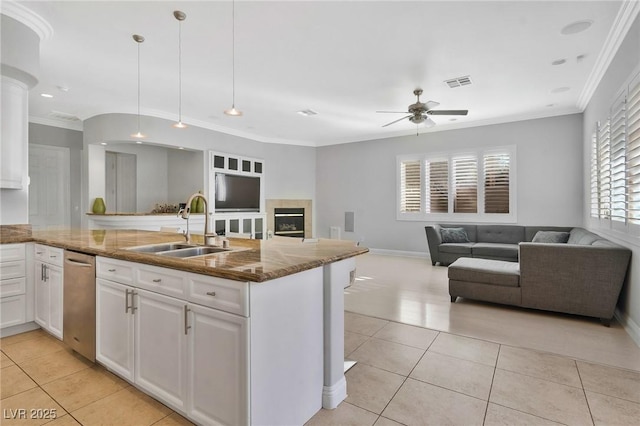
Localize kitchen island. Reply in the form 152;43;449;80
2;228;367;425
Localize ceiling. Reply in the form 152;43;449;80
5;1;636;146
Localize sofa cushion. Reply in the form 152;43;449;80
448;258;520;287
524;226;573;241
440;227;470;243
567;228;600;245
442;224;477;241
471;243;519;259
532;231;570;243
440;243;474;255
477;225;525;244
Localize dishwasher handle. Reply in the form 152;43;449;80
65;258;94;267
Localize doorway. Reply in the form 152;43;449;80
29;145;70;230
105;151;137;213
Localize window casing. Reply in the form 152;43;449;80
398;146;516;223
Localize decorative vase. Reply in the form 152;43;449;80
195;194;205;213
92;197;106;214
190;196;198;213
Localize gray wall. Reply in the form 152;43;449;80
583;14;640;336
29;123;83;228
167;149;205;206
316;113;584;252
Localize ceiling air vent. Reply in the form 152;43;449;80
49;110;80;121
444;75;472;88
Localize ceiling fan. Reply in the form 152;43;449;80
377;88;468;128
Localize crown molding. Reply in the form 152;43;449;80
577;0;640;110
1;0;53;41
29;116;83;132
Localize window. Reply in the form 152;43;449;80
398;146;515;222
627;73;640;224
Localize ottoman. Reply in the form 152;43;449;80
448;257;522;306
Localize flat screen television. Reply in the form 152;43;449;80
214;172;261;212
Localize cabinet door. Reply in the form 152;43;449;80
134;289;188;411
187;304;249;426
96;278;135;381
47;264;63;339
34;261;48;329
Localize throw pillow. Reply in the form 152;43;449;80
532;231;570;243
440;227;470;243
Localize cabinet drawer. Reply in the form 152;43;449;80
136;265;186;298
0;260;25;280
1;295;26;328
97;257;134;285
34;244;64;267
0;277;26;297
187;274;248;316
34;244;48;262
0;244;25;262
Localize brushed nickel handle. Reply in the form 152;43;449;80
206;291;216;297
125;289;131;313
108;268;116;272
44;265;49;282
184;305;191;335
152;278;162;283
131;291;138;312
41;263;45;281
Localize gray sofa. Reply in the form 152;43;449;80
445;227;631;325
425;223;573;266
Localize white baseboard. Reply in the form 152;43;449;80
368;248;430;258
0;321;40;338
322;376;347;409
614;308;640;348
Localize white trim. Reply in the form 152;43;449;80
1;0;53;41
322;377;347;409
614;308;640;348
577;0;640;110
368;248;429;259
29;116;83;132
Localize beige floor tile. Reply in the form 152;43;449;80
577;361;640;403
345;331;370;357
0;329;47;348
1;350;15;368
586;390;640;426
490;369;592;426
0;387;66;426
382;377;486;425
1;335;66;364
71;386;172;426
410;351;494;400
1;364;38;399
45;415;81;425
305;401;378;426
20;349;93;385
498;345;582;387
349;337;424;376
345;312;389;336
152;412;195;425
428;332;499;367
42;365;129;412
484;403;563;425
373;417;404;426
344;363;405;414
373;321;439;349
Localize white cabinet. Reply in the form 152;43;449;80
33;244;64;339
1;244;26;328
96;257;248;424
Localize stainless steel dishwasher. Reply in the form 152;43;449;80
63;250;96;362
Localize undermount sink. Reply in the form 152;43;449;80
126;243;232;258
127;243;197;253
157;246;231;258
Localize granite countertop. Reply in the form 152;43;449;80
1;228;368;283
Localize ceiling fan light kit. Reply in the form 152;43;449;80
378;88;468;132
173;10;188;129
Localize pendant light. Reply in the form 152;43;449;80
224;0;242;116
131;34;146;139
173;10;187;128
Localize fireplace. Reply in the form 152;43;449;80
274;208;305;238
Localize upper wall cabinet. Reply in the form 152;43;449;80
210;151;263;175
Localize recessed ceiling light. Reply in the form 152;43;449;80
56;85;69;92
551;87;570;94
561;20;593;35
547;103;556;107
136;141;142;144
100;142;107;146
178;147;185;150
552;59;566;66
40;93;53;98
297;109;318;117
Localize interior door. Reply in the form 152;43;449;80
29;145;70;230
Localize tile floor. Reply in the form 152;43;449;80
2;253;640;425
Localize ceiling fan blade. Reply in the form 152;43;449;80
382;115;411;127
425;101;440;109
424;117;436;128
376;110;410;114
427;109;468;116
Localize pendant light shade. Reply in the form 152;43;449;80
131;34;146;139
224;0;242;116
173;10;187;128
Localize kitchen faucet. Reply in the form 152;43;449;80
181;193;217;246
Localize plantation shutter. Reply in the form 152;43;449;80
598;119;611;219
590;128;600;218
425;160;449;213
400;160;421;212
626;74;640;224
610;95;627;222
453;156;478;213
484;153;510;214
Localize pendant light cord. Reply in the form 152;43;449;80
178;19;183;122
137;41;141;132
231;0;236;107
